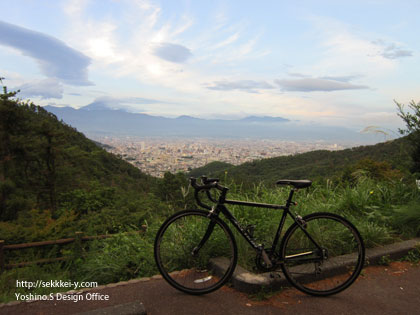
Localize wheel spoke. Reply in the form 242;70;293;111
281;212;364;296
155;210;237;294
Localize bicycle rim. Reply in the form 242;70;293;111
154;210;237;295
280;212;365;296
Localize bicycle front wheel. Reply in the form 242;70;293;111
154;210;237;295
280;212;365;296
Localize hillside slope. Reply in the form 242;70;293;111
188;161;233;178
0;90;158;227
189;137;411;185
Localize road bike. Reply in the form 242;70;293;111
154;176;365;296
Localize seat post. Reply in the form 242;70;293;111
286;188;296;208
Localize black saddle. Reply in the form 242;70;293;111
276;180;312;189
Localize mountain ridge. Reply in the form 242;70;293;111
44;105;380;143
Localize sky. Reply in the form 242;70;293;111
1;0;419;135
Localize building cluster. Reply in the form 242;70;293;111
94;136;345;178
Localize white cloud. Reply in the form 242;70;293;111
359;112;401;127
304;16;400;78
275;77;369;92
211;32;240;50
206;80;274;93
323;32;395;73
82;95;164;112
62;0;90;16
15;78;64;99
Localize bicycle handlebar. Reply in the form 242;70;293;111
190;176;228;209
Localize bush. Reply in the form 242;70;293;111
392;201;420;237
73;230;157;284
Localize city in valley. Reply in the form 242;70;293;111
93;136;346;178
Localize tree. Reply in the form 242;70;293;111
0;78;27;219
396;100;420;174
0;79;67;217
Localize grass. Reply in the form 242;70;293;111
1;178;419;303
0;263;71;303
377;255;392;266
0;228;159;303
401;243;420;263
247;286;280;301
223;178;419;269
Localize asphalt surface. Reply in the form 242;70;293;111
1;261;420;315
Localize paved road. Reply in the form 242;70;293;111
2;261;420;315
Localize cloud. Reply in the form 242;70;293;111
381;43;412;59
15;78;64;99
206;80;275;93
288;72;310;78
288;73;362;83
152;42;192;63
82;96;163;112
0;20;92;85
319;75;361;83
275;77;369;92
309;17;398;76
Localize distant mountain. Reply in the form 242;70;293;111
175;115;202;121
44;105;380;143
81;100;117;111
239;116;290;123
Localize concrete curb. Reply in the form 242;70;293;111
213;238;420;294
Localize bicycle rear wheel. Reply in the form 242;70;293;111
280;212;365;296
154;209;237;295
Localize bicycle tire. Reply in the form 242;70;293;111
280;212;365;296
154;209;237;295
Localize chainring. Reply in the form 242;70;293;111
255;248;279;272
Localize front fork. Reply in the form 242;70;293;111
191;207;220;256
191;219;216;256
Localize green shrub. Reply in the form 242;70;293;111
392;201;420;237
73;230;157;284
402;243;420;263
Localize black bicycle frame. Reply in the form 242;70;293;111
206;188;323;261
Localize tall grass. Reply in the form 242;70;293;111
72;230;158;284
219;178;420;268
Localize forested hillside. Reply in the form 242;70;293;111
189;161;233;178
0;88;167;243
189;137;411;186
